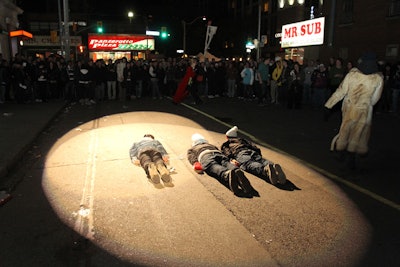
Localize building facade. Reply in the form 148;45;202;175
0;0;23;61
227;0;400;64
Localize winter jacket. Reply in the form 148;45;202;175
221;138;261;159
129;138;168;161
187;143;221;165
325;68;383;154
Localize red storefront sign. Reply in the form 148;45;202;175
88;34;155;51
281;17;325;48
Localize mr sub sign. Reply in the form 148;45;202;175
281;17;325;48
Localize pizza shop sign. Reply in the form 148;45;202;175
88;34;155;51
281;17;325;48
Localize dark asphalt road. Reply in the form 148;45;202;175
0;96;399;266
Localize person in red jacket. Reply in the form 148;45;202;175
173;58;202;104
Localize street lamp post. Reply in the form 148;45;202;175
182;16;206;54
127;11;151;59
128;11;134;23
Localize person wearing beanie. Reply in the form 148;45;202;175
221;126;287;186
187;133;258;197
324;52;383;170
129;134;171;184
270;57;283;104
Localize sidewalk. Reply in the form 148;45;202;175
0;100;66;189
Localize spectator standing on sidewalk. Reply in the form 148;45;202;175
215;62;226;97
93;59;107;102
221;126;287;186
116;58;127;101
149;60;162;99
324;52;383;170
129;134;171;184
225;61;238;98
35;60;49;102
106;59;117;100
47;60;60;99
164;60;178;97
287;62;303;109
62;60;78;103
77;61;94;105
311;63;329;109
123;61;136;100
376;62;393;113
257;57;271;105
270;57;283;104
328;58;345;97
302;59;315;106
187;133;258;197
240;61;254;100
278;59;291;106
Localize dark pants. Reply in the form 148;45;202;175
139;149;165;175
200;152;237;184
236;150;272;179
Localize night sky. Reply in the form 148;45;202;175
17;0;214;21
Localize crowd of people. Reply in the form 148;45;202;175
1;52;399;114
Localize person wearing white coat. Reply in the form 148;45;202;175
324;52;383;170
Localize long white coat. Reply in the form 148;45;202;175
325;68;383;154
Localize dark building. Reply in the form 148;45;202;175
226;0;400;64
13;0;400;63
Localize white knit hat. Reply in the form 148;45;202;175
191;133;207;146
226;126;238;138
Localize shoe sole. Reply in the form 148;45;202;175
148;164;160;184
235;169;253;194
266;164;278;185
157;164;171;183
228;171;241;195
274;164;287;184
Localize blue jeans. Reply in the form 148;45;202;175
236;150;272;178
200;152;237;183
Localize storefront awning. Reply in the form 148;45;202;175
9;30;33;38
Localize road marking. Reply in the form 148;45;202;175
74;125;98;239
181;102;400;212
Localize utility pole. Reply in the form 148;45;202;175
63;0;70;59
57;0;64;56
257;0;261;60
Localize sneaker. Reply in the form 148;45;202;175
225;170;240;195
156;163;171;183
234;169;253;195
264;164;278;185
147;163;160;184
274;164;287;184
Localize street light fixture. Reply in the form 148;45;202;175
182;16;206;54
128;11;134;23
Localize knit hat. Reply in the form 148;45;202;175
191;133;208;146
226;126;238;138
358;51;378;75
